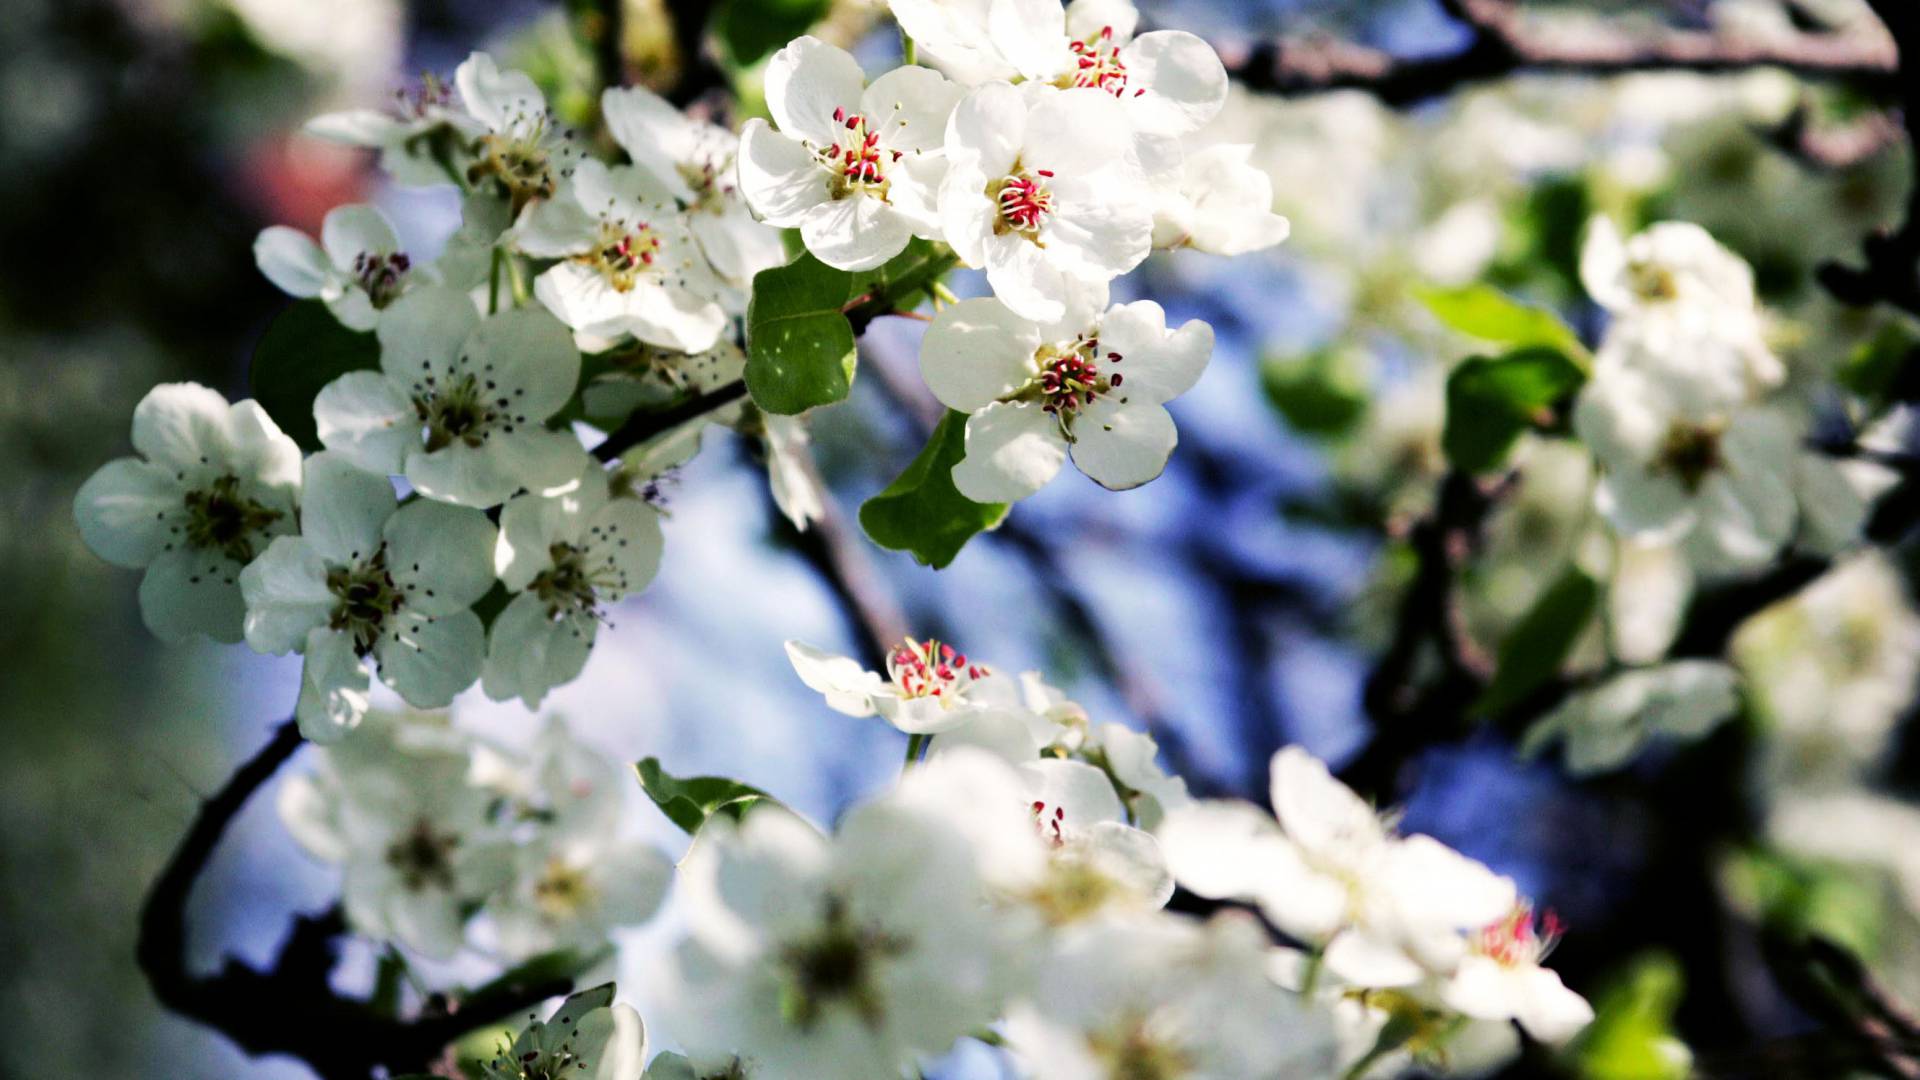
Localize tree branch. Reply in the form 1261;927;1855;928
1228;0;1899;107
592;380;748;464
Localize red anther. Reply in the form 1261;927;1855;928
833;106;846;122
1107;352;1121;361
1037;169;1054;177
1110;373;1123;386
1100;25;1113;38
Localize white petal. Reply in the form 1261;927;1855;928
1579;215;1632;311
455;51;546;134
224;400;303;490
296;627;371;743
404;441;518;509
1516;967;1596;1045
496;489;580;591
490;428;594;498
784;639;885;717
139;547;247;644
384;500;499;613
513;189;599;259
953;400;1067;503
736;120;831;229
313;370;416;476
74;458;179;569
1020;88;1135;180
860;65;963;153
1121;31;1228;136
482;591;594;708
238;537;335;655
613;282;730;354
1269;746;1381;856
1043;185;1153;281
691;205;789;285
1025;757;1125;825
254;227;331;298
764;36;865;148
321;204;402;269
304;108;402;147
1069;398;1176;490
987;0;1071;79
919;298;1042;412
944;82;1025;175
1323;930;1427;989
602;85;699;200
1065;0;1138;41
377;286;481;385
799;196;912;272
466;307;581;421
375;610;485;708
1099;302;1211;404
131;383;234;474
299;451;397;565
582;497;664;601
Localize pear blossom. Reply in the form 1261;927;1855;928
483;465;666;709
311;286;586;508
1441;902;1595;1046
73;383;301;644
1573;361;1797;573
1150;143;1292;255
736;37;962;271
513;158;729;352
785;635;1026;734
481;984;647;1080
939;81;1153;321
238;453;497;742
658;801;1017;1078
471;716;634;840
305;74;482;187
1522;660;1741;775
1001;913;1338;1080
485;829;670;959
254;204;417;331
983;0;1230;138
919;295;1212;501
887;0;1015;86
277;712;513;957
455;51;583;212
602;85;787;291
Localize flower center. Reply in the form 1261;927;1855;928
777;894;909;1031
392;72;455;119
414;371;510;451
1087;1015;1191;1080
469;112;570;211
1023;336;1126;432
181;474;283;562
530;540;635;623
353;251;412;308
533;858;597;919
581;217;665;292
385;817;461;892
823;107;899;199
328;549;404;656
1657;419;1724;492
1063;27;1133;97
991;168;1055;238
1628;258;1680;303
886;637;988;702
1477;902;1562;968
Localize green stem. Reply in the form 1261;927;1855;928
903;733;931;770
903;32;919;67
507;253;531;305
488;247;504;315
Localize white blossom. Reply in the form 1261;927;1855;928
737;37;961;271
939;81;1152;321
785;635;1026;734
254;204;418;331
455;51;584;212
486;829;670;959
239;453;497;742
1440;902;1595;1046
481;985;647;1080
305;74;481;187
919;295;1212;501
312;286;586;508
1150;142;1291;255
484;465;665;709
74;383;301;644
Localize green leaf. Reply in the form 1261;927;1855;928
1260;350;1369;439
1417;283;1589;367
745;253;858;415
712;0;832;66
859;410;1010;569
1475;568;1598;719
250;299;380;451
1442;347;1587;473
635;757;777;836
1571;953;1693;1080
1837;319;1920;401
847;239;954;321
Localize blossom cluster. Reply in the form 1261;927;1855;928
740;0;1289;500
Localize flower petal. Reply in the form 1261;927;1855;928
296;626;372;743
321;203;402;269
385;500;499;613
74;458;179;569
945;82;1025;176
602;85;699;201
238;537;336;655
799;196;913;272
1069;398;1175;490
132;382;234;475
987;0;1071;80
377;286;480;385
919;298;1042;412
1122;31;1228;136
860;65;963;153
376;610;485;708
954;400;1068;503
466;306;582;421
139;547;246;644
482;591;594;708
1098;301;1211;404
455;51;546;134
736;120;831;229
300;451;398;565
764;36;864;147
313;370;416;477
254;227;331;298
784;639;884;717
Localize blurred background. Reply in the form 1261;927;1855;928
4;0;1918;1076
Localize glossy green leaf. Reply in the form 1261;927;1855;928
1837;319;1920;401
635;757;777;835
1260;350;1369;439
713;0;833;66
745;253;859;415
250;299;380;451
859;410;1010;569
1417;284;1589;367
1442;347;1587;473
1475;568;1598;719
1571;953;1693;1080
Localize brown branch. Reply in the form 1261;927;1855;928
1228;0;1899;107
137;719;573;1079
592;379;748;463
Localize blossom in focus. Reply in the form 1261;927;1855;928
238;453;497;741
939;81;1152;321
74;383;301;644
454;51;583;213
312;286;586;508
737;37;961;271
785;635;1026;734
254;203;419;330
919;295;1212;501
479;984;647;1080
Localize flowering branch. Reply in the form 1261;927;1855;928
135;720;573;1078
1228;0;1900;106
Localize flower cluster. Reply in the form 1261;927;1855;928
740;0;1287;501
280;713;669;960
